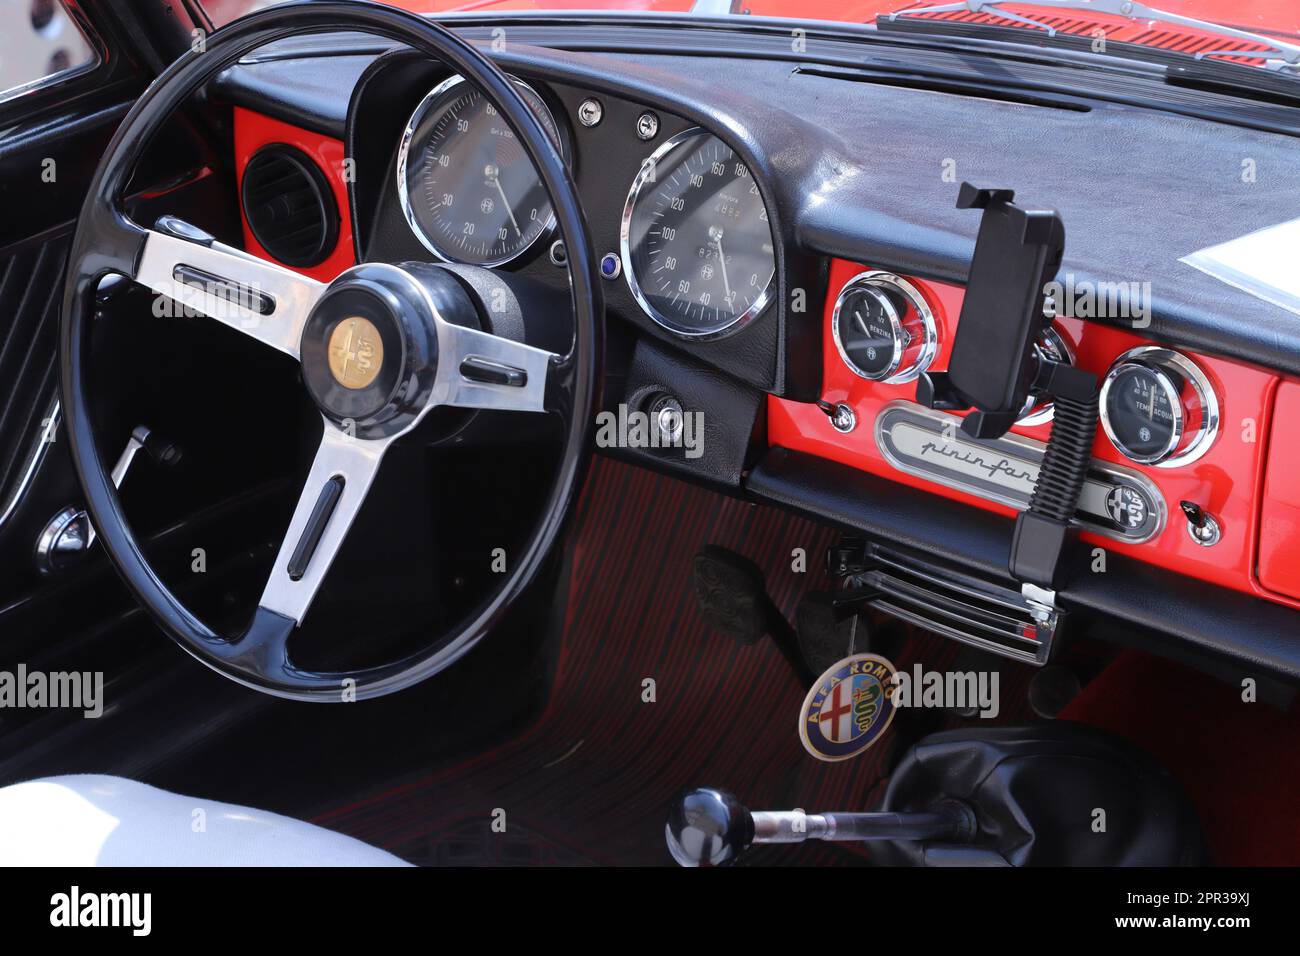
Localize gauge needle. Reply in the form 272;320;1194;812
854;310;870;336
712;228;731;300
491;174;521;239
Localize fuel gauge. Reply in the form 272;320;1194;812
831;271;937;384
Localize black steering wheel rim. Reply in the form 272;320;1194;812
59;0;600;701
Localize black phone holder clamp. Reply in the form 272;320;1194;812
917;184;1099;597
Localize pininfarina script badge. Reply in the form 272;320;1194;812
799;654;898;762
874;402;1165;543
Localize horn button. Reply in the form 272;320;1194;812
299;263;461;440
327;316;385;391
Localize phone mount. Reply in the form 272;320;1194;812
918;184;1099;596
918;183;1069;436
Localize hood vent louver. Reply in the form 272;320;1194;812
887;9;1272;68
241;144;339;268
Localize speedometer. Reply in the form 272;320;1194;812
396;74;561;266
621;129;776;338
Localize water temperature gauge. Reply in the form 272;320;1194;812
831;271;937;384
1100;346;1219;467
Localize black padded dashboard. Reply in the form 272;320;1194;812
214;17;1300;381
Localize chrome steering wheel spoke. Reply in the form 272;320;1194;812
258;420;393;625
429;316;558;414
131;220;326;360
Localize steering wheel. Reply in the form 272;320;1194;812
58;1;600;701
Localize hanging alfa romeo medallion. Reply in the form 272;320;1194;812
799;653;898;762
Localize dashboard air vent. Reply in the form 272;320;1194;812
241;144;339;268
857;546;1059;665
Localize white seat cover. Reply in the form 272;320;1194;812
0;774;410;866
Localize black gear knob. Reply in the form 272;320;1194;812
665;788;754;867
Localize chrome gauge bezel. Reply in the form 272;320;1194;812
395;73;561;268
831;271;937;385
1017;325;1076;427
1099;346;1220;468
619;127;776;340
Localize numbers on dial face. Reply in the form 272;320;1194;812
401;79;559;266
836;288;899;378
623;131;776;336
1106;365;1179;459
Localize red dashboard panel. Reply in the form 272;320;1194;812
769;258;1294;606
232;107;356;281
1259;383;1300;601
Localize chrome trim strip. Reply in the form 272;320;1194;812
0;399;60;533
872;600;1049;666
619;127;776;341
395;73;561;268
869;551;1031;616
873;400;1167;544
872;576;1032;636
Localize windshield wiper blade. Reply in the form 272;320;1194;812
887;0;1300;72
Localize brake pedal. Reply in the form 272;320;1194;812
691;545;781;645
691;545;812;681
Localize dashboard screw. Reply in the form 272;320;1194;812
636;111;659;140
577;98;603;127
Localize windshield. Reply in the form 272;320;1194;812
203;0;1300;76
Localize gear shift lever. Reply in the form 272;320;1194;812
665;788;975;866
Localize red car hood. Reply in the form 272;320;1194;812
391;0;1300;46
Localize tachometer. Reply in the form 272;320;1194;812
621;129;776;338
397;74;561;266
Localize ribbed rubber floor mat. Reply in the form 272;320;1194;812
314;455;1039;865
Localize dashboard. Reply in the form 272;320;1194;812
215;22;1300;679
769;260;1283;603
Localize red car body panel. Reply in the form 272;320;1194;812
368;0;1300;41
